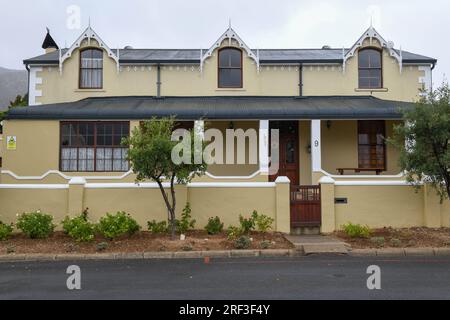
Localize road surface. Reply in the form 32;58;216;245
1;255;449;300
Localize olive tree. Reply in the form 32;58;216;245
124;118;207;239
389;83;450;201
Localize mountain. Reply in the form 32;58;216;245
0;67;27;111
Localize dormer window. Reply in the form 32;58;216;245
358;48;382;89
79;49;103;89
218;48;243;88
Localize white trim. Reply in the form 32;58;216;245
201;25;259;72
275;176;290;184
319;176;335;184
419;65;432;96
335;180;416;186
1;170;133;181
85;182;171;189
319;169;405;179
311;120;322;173
29;67;43;106
204;170;261;180
85;182;276;189
259;120;269;175
0;184;68;190
344;26;402;73
188;182;275;188
60;26;119;74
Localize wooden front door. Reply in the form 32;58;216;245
269;121;299;185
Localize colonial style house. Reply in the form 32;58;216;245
0;24;448;234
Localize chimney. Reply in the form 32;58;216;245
42;28;59;54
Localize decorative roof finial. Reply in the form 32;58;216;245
88;16;91;28
229;18;232;29
42;27;59;50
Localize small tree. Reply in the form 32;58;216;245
389;83;450;201
1;94;28;133
124;118;207;239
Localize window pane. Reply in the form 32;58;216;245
80;49;103;88
219;69;242;87
229;50;241;67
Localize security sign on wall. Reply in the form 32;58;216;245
7;136;17;150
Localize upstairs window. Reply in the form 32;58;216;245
218;48;242;88
358;48;382;89
61;122;129;172
358;120;386;170
80;49;103;89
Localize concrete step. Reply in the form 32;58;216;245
285;235;350;255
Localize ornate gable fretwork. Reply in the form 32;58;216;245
343;26;402;73
201;25;260;73
59;26;119;74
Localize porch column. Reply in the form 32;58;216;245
259;120;270;175
311;120;322;174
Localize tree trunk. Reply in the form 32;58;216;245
155;179;177;240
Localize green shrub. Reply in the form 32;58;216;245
96;242;109;252
205;217;224;235
260;240;272;250
227;226;242;240
0;221;13;241
181;244;193;252
62;210;95;242
239;214;255;234
370;237;386;248
390;238;402;248
16;211;55;239
234;236;252;250
97;211;140;240
252;211;274;233
147;220;168;234
176;203;196;234
342;223;371;239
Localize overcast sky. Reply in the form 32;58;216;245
0;0;448;85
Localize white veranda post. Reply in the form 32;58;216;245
311;120;322;173
259;120;269;175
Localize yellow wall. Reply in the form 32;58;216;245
34;38;426;104
0;183;282;232
321;120;401;176
334;185;424;229
0;188;68;225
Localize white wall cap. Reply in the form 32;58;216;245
275;176;291;184
69;177;87;185
319;176;336;184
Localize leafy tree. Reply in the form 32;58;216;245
0;94;28;133
123;118;207;239
389;83;450;201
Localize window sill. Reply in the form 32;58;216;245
215;88;246;92
75;89;106;93
355;88;388;92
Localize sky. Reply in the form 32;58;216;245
0;0;448;85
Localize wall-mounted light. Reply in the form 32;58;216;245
228;121;235;130
327;120;332;129
307;144;311;154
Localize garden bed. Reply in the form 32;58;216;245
335;227;450;249
0;231;293;255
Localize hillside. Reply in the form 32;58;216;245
0;67;27;111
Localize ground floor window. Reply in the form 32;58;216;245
60;121;130;172
358;120;386;169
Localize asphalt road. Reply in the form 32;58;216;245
1;255;450;300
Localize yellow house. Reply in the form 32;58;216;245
1;25;448;234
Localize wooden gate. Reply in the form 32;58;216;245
290;185;322;227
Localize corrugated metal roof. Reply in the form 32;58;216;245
7;96;414;120
23;48;436;65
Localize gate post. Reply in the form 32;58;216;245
319;176;336;233
275;176;291;233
